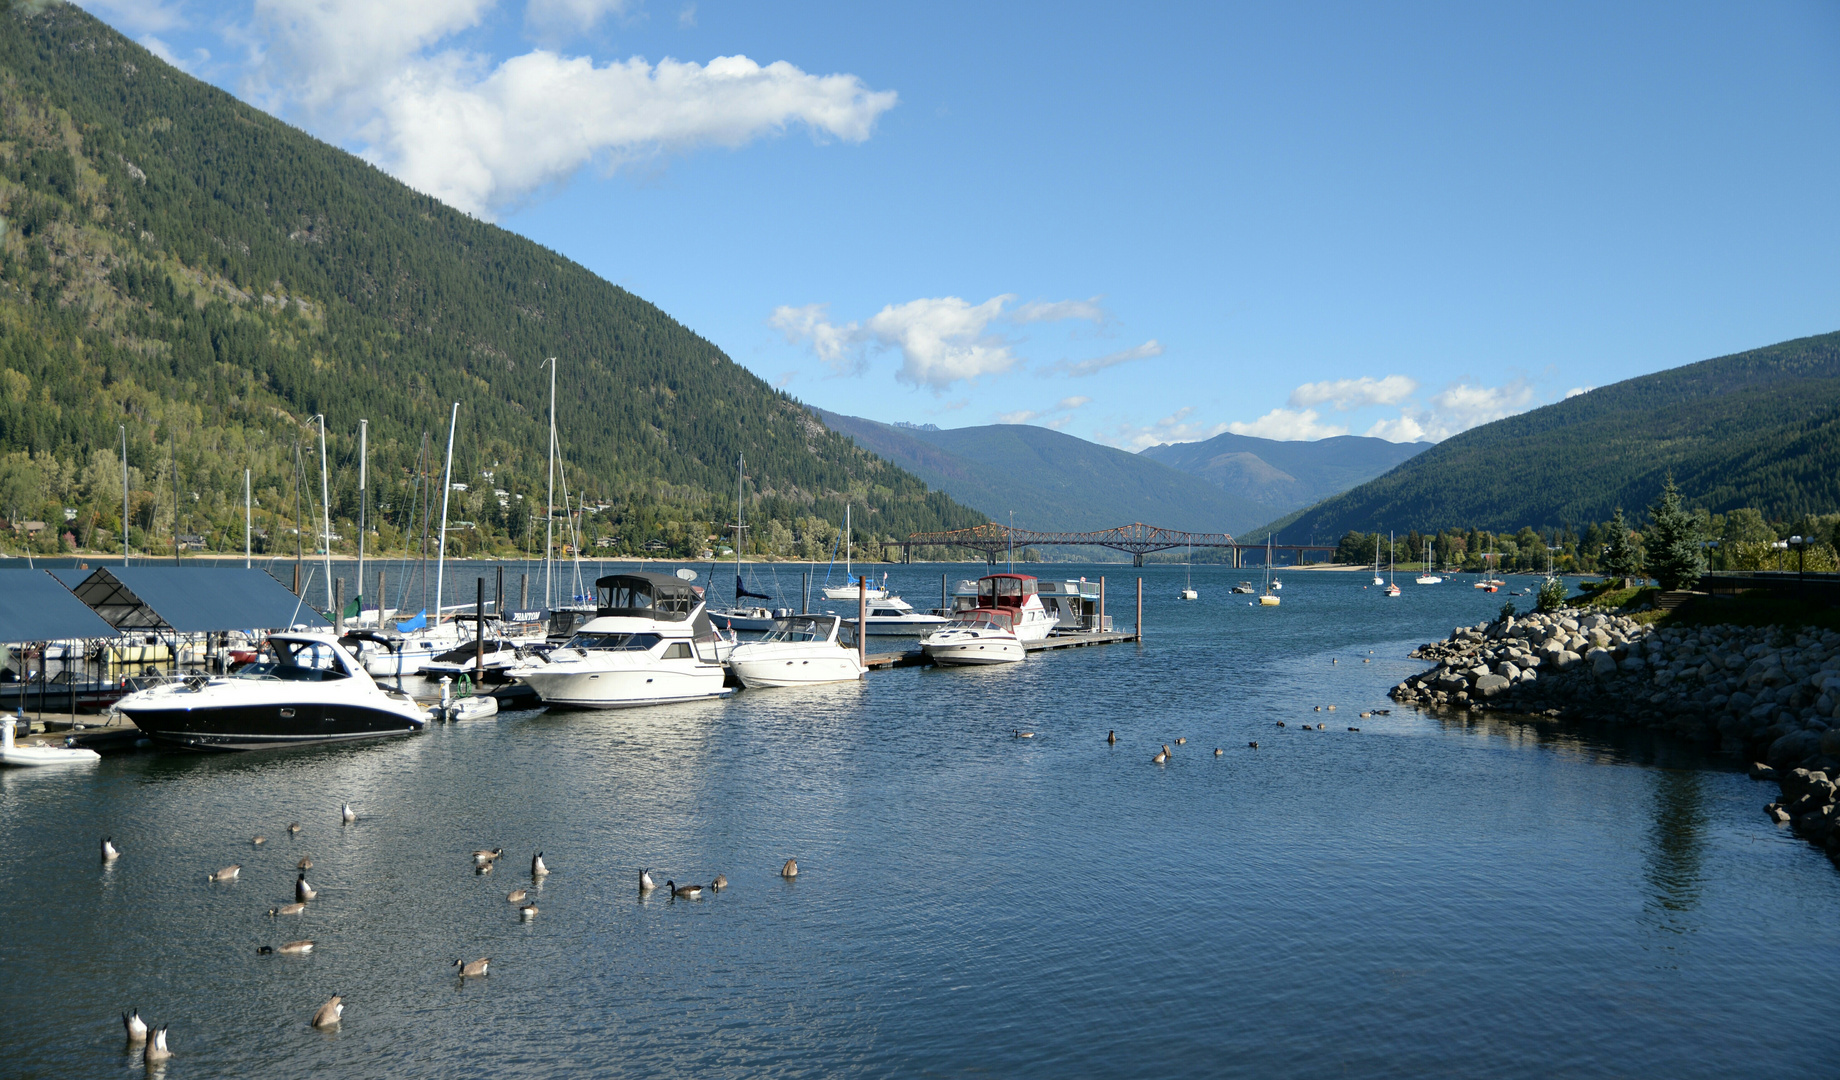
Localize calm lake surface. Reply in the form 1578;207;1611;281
4;562;1839;1078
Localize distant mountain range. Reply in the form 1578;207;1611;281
816;412;1273;533
1138;433;1427;533
1272;330;1840;542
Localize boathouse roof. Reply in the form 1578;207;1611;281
51;567;330;633
0;569;120;642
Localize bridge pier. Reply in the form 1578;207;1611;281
1133;553;1144;567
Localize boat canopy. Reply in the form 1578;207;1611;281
762;614;841;643
976;574;1037;606
594;574;699;621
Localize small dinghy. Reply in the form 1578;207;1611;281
0;718;101;767
430;694;499;722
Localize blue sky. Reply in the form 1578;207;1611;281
79;0;1840;449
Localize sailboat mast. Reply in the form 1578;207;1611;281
244;468;251;569
435;402;458;623
357;419;367;615
735;455;745;604
544;357;556;610
120;425;129;566
844;504;851;582
317;415;332;611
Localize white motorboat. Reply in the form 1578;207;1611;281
115;632;428;752
922;613;1026;665
0;717;101;766
727;615;866;688
507;573;732;709
945;574;1059;641
360;620;469;678
420;638;539;682
1232;582;1256;595
710;605;795;634
847;595;949;636
1035;579;1110;633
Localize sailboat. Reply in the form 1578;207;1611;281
1474;537;1505;591
1372;537;1384;587
1384;531;1401;596
1178;542;1198;600
820;504;887;600
1258;535;1280;606
1415;536;1443;585
711;455;783;633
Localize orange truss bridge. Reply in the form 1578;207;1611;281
900;522;1338;567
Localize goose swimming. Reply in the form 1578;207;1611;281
288;823;302;834
251;836;266;846
472;848;503;867
712;874;728;890
667;880;704;898
209;865;240;883
475;861;493;875
1175;737;1186;745
296;873;317;902
1014;730;1033;738
297;856;312;871
781;859;798;878
101;837;120;862
311;996;343;1029
506;888;527;904
277;940;314;954
640;868;656;893
144;1025;172;1062
519;904;538;921
531;852;549;877
453;957;490;977
1248;741;1259;748
123;1009;147;1043
341;804;356;825
1214;747;1224;756
269;903;306;916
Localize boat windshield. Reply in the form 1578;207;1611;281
949;612;1014;632
564;632;663;652
239;639;352;681
762;617;835;643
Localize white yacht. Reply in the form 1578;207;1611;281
1034;579;1110;633
847;594;949;636
923;574;1059;665
360;619;468;678
507;573;731;709
710;604;795;634
116;632;428;751
727;615;866;688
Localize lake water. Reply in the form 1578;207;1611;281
4;562;1838;1078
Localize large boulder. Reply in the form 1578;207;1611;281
1768;730;1823;772
1473;673;1512;698
1590;650;1619;678
1495;661;1521;680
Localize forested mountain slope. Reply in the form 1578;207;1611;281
0;2;979;559
1138;432;1426;518
817;412;1271;533
1272;330;1840;542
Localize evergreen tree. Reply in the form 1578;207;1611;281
1601;508;1643;582
1644;476;1705;590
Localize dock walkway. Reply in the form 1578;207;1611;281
864;629;1139;669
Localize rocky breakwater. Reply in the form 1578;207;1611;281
1391;608;1840;859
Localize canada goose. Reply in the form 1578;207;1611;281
297;856;312;871
1314;706;1322;712
781;859;798;878
101;837;120;862
1359;711;1372;718
1248;741;1259;748
475;862;493;875
711;874;728;890
1364;658;1371;664
519;904;538;921
453;957;490;977
252;836;266;846
311;995;342;1029
640;868;656;892
1326;705;1336;711
341;804;356;825
1162;744;1172;756
1317;723;1326;730
296;873;317;902
1107;730;1116;744
667;880;704;898
123;1009;148;1043
531;852;549;877
288;823;302;834
1214;747;1224;756
209;865;241;883
506;888;527;904
1014;730;1033;738
269;903;306;916
1332;658;1338;664
278;940;314;954
1276;721;1286;728
472;848;504;866
1175;737;1186;745
1348;727;1361;732
1152;750;1167;764
144;1025;172;1062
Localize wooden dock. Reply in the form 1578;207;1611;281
863;630;1139;669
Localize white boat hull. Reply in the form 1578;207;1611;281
1;722;100;766
925;638;1025;665
516;665;731;708
730;654;865;688
821;586;887;601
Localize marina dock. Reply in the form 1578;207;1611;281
864;629;1141;669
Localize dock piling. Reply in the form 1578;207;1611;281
476;578;486;677
1135;577;1142;641
858;577;867;669
519;573;529;611
334;578;345;635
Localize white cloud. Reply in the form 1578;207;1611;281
1288;374;1417;411
526;0;639;32
1011;296;1106;324
1098;407;1231;451
774;293;1118;390
1056;396;1091;410
77;0;185;35
1227;407;1348;441
245;0;897;217
1357;377;1536;443
1052;339;1163;377
678;3;697;28
1564;385;1595;399
996;410;1038;425
994;395;1090;430
1362;415;1426;442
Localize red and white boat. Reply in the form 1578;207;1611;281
922;574;1059;666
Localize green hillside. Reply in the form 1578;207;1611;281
1273;330;1840;542
1138;432;1426;519
817;411;1270;533
0;2;980;562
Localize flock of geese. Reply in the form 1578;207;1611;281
102;801;802;1067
